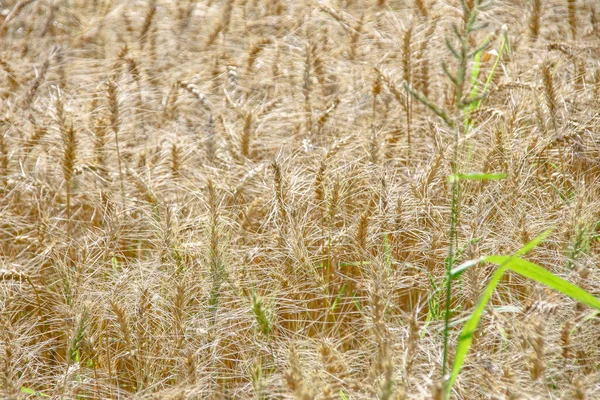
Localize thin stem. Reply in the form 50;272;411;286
406;95;411;163
113;128;126;205
442;124;460;382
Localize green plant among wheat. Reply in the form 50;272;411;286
404;0;600;398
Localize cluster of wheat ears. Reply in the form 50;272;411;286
1;0;600;398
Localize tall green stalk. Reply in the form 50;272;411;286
404;0;499;389
442;139;460;379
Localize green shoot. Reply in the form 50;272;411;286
446;229;600;398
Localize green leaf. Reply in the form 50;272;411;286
487;255;600;311
447;172;506;183
470;49;482;94
330;283;347;313
21;387;51;398
447;253;600;398
403;82;455;128
450;257;484;279
470;29;509;113
447;263;509;394
468;37;490;100
451;228;552;279
111;255;119;273
514;228;553;256
352;292;363;311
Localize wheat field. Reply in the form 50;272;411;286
1;0;600;398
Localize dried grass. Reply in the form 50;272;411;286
0;0;599;399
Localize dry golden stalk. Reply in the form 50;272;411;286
221;0;234;36
0;0;38;36
405;314;419;376
106;80;126;204
271;160;288;226
139;0;157;47
376;67;406;109
317;98;339;133
591;5;600;39
111;301;132;346
205;115;216;163
22;59;49;108
373;73;382;120
93;116;108;173
284;346;315;400
310;40;328;97
178;1;197;33
541;62;558;119
240;112;253;158
23;124;47;158
303;41;313;135
170;142;181;179
572;376;586;400
55;94;76;234
529;0;542;41
402;24;414;161
136;288;152;389
1;336;17;398
416;20;437;100
112;44;128;80
529;320;546;380
568;0;577;40
162;82;179;122
314;160;326;222
319;342;347;399
125;57;144;121
574;59;585;92
561;321;573;361
184;347;196;384
402;25;413;87
172;283;186;350
328;179;340;228
179;81;212;112
0;58;20;97
132;173;158;207
414;0;428;18
205;21;224;50
356;211;370;252
246;37;272;72
39;2;56;37
0;132;7;186
62;124;76;229
348;15;364;61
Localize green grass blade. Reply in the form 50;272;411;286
448;172;506;183
452;228;553;279
330;283;347;313
446;263;509;396
487;255;600;311
471;28;508;111
450;257;484;279
448;252;600;396
447;228;553;396
469;49;483;100
21;387;51;398
514;228;553;256
481;31;507;97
